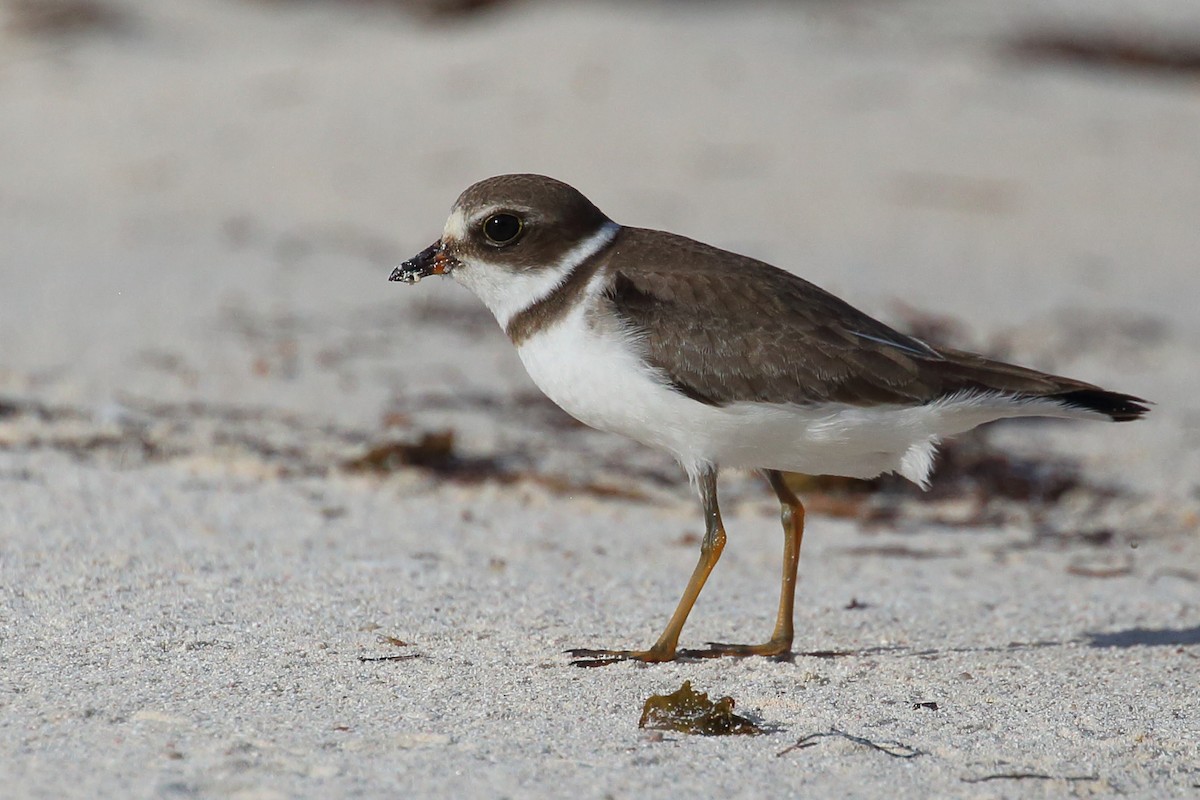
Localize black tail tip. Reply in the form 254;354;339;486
1054;389;1151;422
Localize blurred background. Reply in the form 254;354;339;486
2;0;1198;490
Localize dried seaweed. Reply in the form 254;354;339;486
357;653;422;663
639;681;763;736
1011;31;1200;76
5;0;128;36
341;429;651;500
241;0;513;21
961;771;1100;784
778;728;925;759
342;431;461;474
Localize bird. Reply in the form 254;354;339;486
389;173;1149;665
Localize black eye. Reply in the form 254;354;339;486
483;213;523;245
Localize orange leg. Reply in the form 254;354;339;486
569;467;725;666
704;470;805;658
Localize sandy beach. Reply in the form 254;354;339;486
2;0;1198;796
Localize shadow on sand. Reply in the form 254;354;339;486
1086;625;1200;648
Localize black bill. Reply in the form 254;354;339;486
389;240;456;284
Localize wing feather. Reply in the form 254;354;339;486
601;228;1143;417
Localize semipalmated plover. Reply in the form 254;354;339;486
390;174;1148;665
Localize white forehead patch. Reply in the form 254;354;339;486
442;208;469;242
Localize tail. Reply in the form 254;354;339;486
1045;388;1150;422
927;347;1151;422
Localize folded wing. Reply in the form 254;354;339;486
603;229;1147;421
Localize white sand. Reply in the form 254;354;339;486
2;0;1198;796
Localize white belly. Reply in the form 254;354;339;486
516;306;722;472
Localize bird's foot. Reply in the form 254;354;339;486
687;638;795;662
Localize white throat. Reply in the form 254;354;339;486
451;221;620;330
